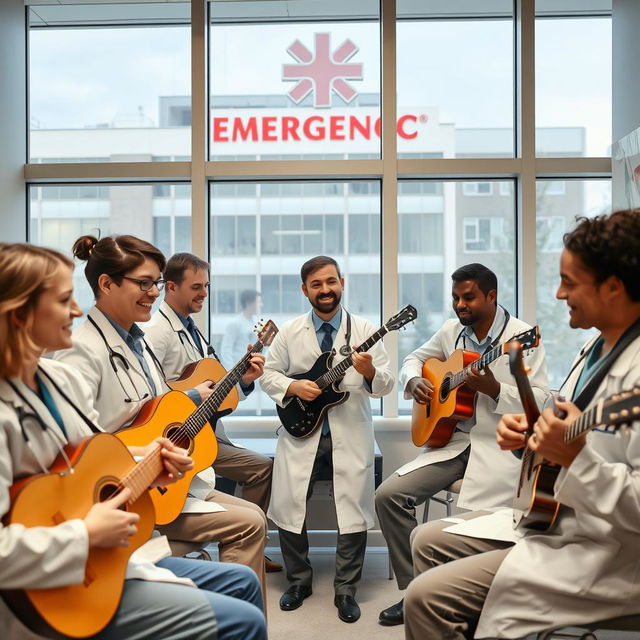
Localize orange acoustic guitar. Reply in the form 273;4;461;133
117;320;278;525
0;432;161;639
411;326;540;448
508;342;640;531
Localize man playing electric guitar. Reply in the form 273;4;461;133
404;210;640;639
261;255;394;624
375;263;549;626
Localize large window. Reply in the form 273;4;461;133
29;183;191;315
29;8;191;163
536;179;612;388
21;0;613;425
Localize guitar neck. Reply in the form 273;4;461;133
315;326;389;389
121;445;164;502
184;342;264;436
450;341;504;390
564;400;602;442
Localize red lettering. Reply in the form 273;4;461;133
374;117;381;138
329;116;345;141
397;114;418;139
262;116;277;142
349;115;371;140
282;116;301;141
213;117;228;142
232;117;258;142
303;116;325;141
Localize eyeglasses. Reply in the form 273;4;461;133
122;276;166;292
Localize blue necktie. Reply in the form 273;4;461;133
187;317;204;358
319;323;333;436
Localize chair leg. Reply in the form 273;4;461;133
444;491;453;518
388;552;393;580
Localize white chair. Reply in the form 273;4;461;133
387;479;463;580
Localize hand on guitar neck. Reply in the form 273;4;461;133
497;400;586;468
528;400;587;467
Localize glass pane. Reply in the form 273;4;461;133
210;180;381;415
536;179;612;388
29;183;192;316
536;17;611;157
398;179;516;413
29;6;191;163
210;1;380;160
397;5;514;157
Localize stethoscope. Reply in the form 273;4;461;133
159;309;216;359
319;308;353;357
5;367;101;474
87;315;166;403
453;305;511;354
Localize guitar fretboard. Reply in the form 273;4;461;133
449;341;505;391
180;341;265;439
564;400;602;442
315;326;389;389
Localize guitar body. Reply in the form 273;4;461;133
116;390;219;525
411;350;480;447
168;358;239;416
0;433;155;639
512;450;561;531
277;352;350;438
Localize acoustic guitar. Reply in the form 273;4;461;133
0;432;160;639
117;320;278;525
508;341;640;531
278;305;417;438
410;326;540;448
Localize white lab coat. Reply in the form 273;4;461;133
261;310;395;534
476;334;640;639
0;359;192;637
143;300;248;446
398;314;549;510
54;307;223;512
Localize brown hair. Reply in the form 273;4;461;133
300;256;342;283
72;234;166;297
0;243;73;377
164;252;209;285
563;210;640;301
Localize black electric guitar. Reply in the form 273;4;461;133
508;341;640;531
279;305;417;438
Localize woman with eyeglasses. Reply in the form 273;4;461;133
0;243;266;640
55;234;268;608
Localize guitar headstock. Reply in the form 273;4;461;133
254;319;278;347
600;387;640;433
506;341;527;378
506;340;541;428
385;305;418;332
509;325;540;351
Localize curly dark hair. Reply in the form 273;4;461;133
563;209;640;301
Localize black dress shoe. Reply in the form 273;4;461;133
378;599;404;626
279;585;312;611
334;594;361;623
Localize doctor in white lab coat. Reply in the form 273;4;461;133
0;242;266;640
261;256;394;623
54;235;268;604
404;210;640;640
375;264;548;626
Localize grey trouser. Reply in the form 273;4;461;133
405;510;513;640
375;446;470;589
278;432;368;596
214;441;273;514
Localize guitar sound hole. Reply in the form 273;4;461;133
165;425;191;452
440;377;451;402
98;482;125;508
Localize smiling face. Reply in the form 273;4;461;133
96;257;162;330
556;248;604;330
451;280;496;327
30;265;83;352
166;267;209;318
302;263;344;319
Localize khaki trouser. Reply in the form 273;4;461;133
405;510;513;640
158;490;268;611
213;441;273;514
